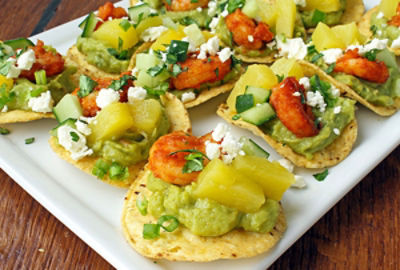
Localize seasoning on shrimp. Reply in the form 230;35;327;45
164;0;209;11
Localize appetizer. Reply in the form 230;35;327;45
48;73;191;187
122;124;293;261
0;38;76;124
217;62;358;168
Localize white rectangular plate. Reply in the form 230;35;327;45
0;0;396;269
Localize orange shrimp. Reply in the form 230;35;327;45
170;54;232;90
148;131;209;186
164;0;209;11
388;3;400;26
225;9;274;50
334;49;389;84
270;77;319;138
95;2;128;30
19;40;64;81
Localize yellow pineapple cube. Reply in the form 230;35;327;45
312;22;345;51
271;58;304;80
379;0;400;18
276;0;296;38
303;0;341;12
129;99;163;135
150;26;185;51
332;22;366;47
92;19;139;50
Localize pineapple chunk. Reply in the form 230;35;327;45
135;16;163;36
257;0;278;27
312;22;345;51
271;58;304;80
303;0;341;12
379;0;400;19
332;22;366;47
232;155;295;201
194;159;265;213
227;65;277;112
275;0;296;38
0;75;14;90
92;19;139;50
87;103;134;146
129;99;163;135
150;26;185;51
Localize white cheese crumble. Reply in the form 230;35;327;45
57;125;93;161
391;36;400;49
292;175;307;188
207;1;217;16
1;105;8;113
79;116;96;125
6;58;21;79
17;49;36;70
212;122;229;141
320;48;343;64
28;91;53;113
96;88;120;109
331;86;340;97
209;123;244;164
299;77;310;90
277;37;307;60
220;9;229;17
333;128;340;135
181;91;196;103
376;12;384;19
333;106;341;114
278;158;294;173
131;67;138;77
128;86;147;103
306;91;326;112
267;40;276;50
294;0;306;7
209;17;220;33
248;35;254;42
181;37;198;53
217;47;232;63
293;92;301;97
205;141;221;160
347;38;389;55
76;120;92;136
197;7;202;12
140;26;168;42
198;36;220;59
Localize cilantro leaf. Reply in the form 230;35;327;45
311;10;326;25
78;75;97;98
0;83;15;109
227;0;245;13
365;49;379;61
108;75;134;91
169;149;209;174
276;74;284;83
147;65;166;77
310;75;336;107
144;82;169;96
313;169;328;181
172;64;182;77
311;53;323;63
370;25;378;35
325;63;336;74
119;19;132;32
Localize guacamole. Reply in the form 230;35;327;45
263;97;355;159
76;37;131;74
5;66;76;111
370;11;400;46
147;173;280;237
300;0;346;28
89;107;170;166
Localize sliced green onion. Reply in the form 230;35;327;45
232;114;241;120
157;215;179;232
0;127;10;135
109;162;129;180
143;223;161;239
30;87;45;97
313;169;329;181
70;131;79;142
92;159;110;179
25;137;35;144
136;194;148;216
34;70;47;85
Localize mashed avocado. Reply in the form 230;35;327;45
90;107;170;166
76;37;130;74
263;97;355;159
370;12;400;46
300;0;346;28
6;66;76;111
147;173;280;237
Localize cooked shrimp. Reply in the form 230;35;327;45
225;9;274;50
19;40;64;81
164;0;209;11
388;3;400;26
148;131;209;186
171;55;231;90
270;77;319;138
97;2;128;21
334;49;389;83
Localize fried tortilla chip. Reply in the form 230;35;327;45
217;60;358;168
121;169;286;261
49;93;191;188
301;60;400;116
0;110;54;124
236;53;275;64
341;0;365;24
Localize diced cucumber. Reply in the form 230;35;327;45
136;53;161;71
135;69;170;88
236;94;254;113
53;94;83;123
162;17;178;30
4;38;34;50
376;48;398;70
128;3;152;23
242;0;258;20
240;103;276;125
239;136;270;158
81;12;98;38
135;16;163;35
50;118;77;137
183;24;205;48
143;0;162;9
245;86;271;104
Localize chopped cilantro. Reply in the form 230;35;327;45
70;131;79;142
0;83;15;109
108;75;134;91
215;68;219;77
191;0;199;2
179;17;198;26
227;0;245;13
118;37;124;51
310;75;336;107
311;53;323;63
172;64;182;77
307;45;318;56
276;74;284;83
119;19;131;32
25;137;35;144
78;75;97;98
370;24;378;35
144;82;169;96
311;10;326;25
169;149;209;174
313;169;328;181
325;63;336;74
147;64;166;77
365;49;379;61
0;61;11;76
107;48;129;60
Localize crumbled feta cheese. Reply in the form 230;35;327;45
197;7;202;12
207;1;217;16
57;125;93;161
333;106;341;114
277;37;307;60
376;12;384;19
306;91;326;112
278;158;294;173
221;9;229;17
181;37;197;52
333;128;340;135
331;86;340;97
128;86;147;103
209;17;220;33
79;116;96;125
76;120;92;136
299;77;310;90
220;132;242;160
96;88;120;109
348;38;389;55
217;47;232;63
377;30;382;36
181;91;196;103
131;67;138;77
28;91;53;113
391;36;400;49
248;35;254;42
293;91;301;97
212;123;229;142
140;26;168;42
294;0;306;7
205;141;221;160
1;105;8;113
292;175;307;188
6;58;21;79
321;48;343;64
17;49;35;70
198;36;220;59
267;40;276;50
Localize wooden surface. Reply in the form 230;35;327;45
0;1;399;269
